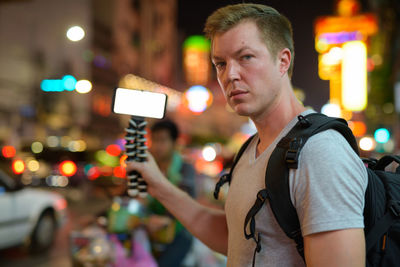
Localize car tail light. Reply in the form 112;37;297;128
55;198;67;211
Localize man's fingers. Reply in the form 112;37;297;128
125;160;144;172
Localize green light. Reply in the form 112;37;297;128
183;35;210;52
95;150;119;167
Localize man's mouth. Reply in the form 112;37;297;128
229;90;248;98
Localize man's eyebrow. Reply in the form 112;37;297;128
211;55;224;62
233;46;252;56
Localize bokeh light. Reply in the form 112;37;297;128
113;166;126;178
374;128;390;144
46;175;69;187
184;85;213;113
12;159;25;174
359;137;375;151
27;159;40;172
120;155;128;169
347;121;367;137
75;80;92;94
68;140;87;152
87;166;101;180
62;75;77;91
31;141;44;154
47;136;60;148
2;146;16;158
202;145;217;162
321;103;341;117
59;160;77;177
342;41;367;111
95;150;119;167
106;144;122;157
66;26;85;42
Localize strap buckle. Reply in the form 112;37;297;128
285;149;298;164
297;115;311;127
285;138;303;166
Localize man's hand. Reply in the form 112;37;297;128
125;152;169;197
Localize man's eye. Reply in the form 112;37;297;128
242;55;253;60
215;62;226;69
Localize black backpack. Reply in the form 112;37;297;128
214;113;400;266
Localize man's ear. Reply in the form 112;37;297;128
278;48;292;76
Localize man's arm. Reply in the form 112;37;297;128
304;228;365;267
126;154;229;254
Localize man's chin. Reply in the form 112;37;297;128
234;108;251;117
232;103;252;117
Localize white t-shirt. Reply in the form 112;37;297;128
224;111;368;266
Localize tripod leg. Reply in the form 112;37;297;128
124;117;148;197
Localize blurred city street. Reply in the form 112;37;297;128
0;186;227;267
0;0;399;266
0;187;112;267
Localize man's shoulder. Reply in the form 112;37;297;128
298;128;366;174
303;128;353;153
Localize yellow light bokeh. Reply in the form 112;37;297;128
76;80;92;94
12;159;25;174
27;160;40;172
359;137;375;151
315;38;329;53
59;160;77;177
342;41;367;111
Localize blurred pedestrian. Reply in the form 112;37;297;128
145;119;196;267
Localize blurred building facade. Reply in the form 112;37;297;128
0;0;92;148
0;0;178;151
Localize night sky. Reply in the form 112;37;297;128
177;0;371;110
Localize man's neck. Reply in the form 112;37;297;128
251;86;306;157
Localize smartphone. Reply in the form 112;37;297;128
112;88;168;119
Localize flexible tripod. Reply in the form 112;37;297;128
124;116;148;197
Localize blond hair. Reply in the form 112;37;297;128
204;3;295;77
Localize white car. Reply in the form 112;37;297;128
0;169;67;252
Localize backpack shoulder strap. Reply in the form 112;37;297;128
214;134;256;200
266;113;358;258
244;113;359;263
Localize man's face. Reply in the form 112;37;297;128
150;129;174;162
211;21;284;118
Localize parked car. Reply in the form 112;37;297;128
0;169;67;252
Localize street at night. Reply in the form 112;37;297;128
1;0;400;266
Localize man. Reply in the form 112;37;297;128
146;119;196;267
127;4;367;266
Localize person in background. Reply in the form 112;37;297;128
146;119;196;267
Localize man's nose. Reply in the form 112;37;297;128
226;61;240;82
